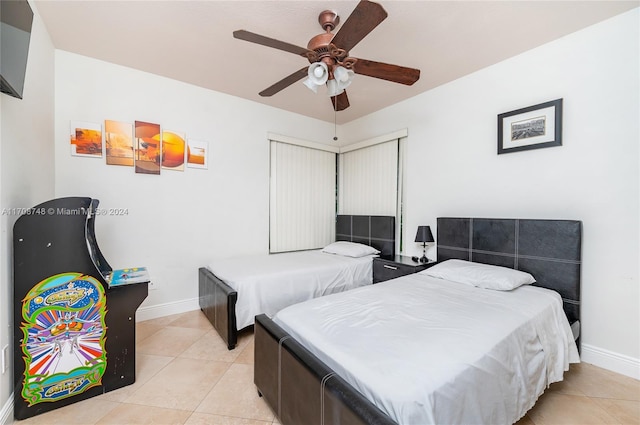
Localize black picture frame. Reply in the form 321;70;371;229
497;98;563;154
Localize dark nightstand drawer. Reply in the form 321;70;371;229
373;256;436;283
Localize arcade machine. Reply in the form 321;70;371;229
13;197;149;420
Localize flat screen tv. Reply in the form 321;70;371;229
1;0;34;99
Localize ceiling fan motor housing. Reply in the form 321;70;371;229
307;10;355;73
307;32;335;58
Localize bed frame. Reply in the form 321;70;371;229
199;215;395;350
254;217;582;425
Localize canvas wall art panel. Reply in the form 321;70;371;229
70;121;102;157
187;139;208;169
105;120;134;166
162;130;186;171
134;121;161;175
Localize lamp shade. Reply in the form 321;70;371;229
415;225;434;243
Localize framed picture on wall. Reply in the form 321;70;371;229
497;98;562;154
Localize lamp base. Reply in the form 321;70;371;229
420;243;429;263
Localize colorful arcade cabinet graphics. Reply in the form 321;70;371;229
20;272;107;406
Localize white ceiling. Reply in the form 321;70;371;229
34;0;638;124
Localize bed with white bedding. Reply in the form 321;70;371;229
199;215;396;349
271;271;579;424
208;249;375;331
253;217;583;425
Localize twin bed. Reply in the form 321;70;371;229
253;217;582;425
199;215;395;349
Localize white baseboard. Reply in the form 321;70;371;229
581;343;640;380
136;297;200;322
1;393;13;425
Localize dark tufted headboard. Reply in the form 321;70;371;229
336;215;395;257
437;218;582;326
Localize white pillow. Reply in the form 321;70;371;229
422;259;535;290
321;241;380;258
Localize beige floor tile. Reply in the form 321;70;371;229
196;363;275;422
561;362;640;401
136;321;165;343
99;353;174;402
184;412;272;425
546;364;587;397
15;396;119;425
179;330;243;363
235;338;254;365
169;310;215;330
592;397;640;425
124;357;230;411
139;313;185;328
514;415;535;425
137;326;209;357
527;392;620;425
94;403;191;424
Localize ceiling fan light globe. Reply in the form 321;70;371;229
334;66;349;83
338;79;352;92
326;79;344;97
303;78;319;93
307;62;328;85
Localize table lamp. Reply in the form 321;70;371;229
415;225;434;263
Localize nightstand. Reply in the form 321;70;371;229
373;255;437;283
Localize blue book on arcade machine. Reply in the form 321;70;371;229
108;267;150;287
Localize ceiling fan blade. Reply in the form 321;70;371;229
331;91;350;111
233;30;313;57
259;67;309;97
330;0;387;52
352;58;420;86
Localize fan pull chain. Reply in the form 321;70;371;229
333;105;338;141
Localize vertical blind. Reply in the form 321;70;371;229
269;140;336;253
338;139;399;216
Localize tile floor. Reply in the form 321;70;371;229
12;309;640;425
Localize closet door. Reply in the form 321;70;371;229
269;140;336;253
339;138;399;216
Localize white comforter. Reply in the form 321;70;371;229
208;250;374;329
273;272;580;425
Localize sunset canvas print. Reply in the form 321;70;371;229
162;130;186;171
187;139;208;169
105;120;134;166
70;121;102;157
135;120;161;175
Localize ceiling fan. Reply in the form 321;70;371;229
233;0;420;112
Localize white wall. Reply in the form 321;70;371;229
0;1;55;421
342;9;639;377
54;51;335;319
